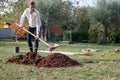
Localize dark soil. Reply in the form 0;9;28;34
8;52;81;68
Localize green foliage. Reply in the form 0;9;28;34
107;1;120;27
70;8;89;42
72;30;88;42
108;29;120;43
88;0;109;44
0;0;9;27
63;29;89;42
9;0;28;22
88;25;98;43
0;15;5;27
37;0;72;28
88;21;105;43
63;31;71;41
0;0;28;23
51;32;63;41
88;0;120;43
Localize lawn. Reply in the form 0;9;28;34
0;40;120;80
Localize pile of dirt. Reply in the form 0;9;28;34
8;52;42;65
35;53;80;67
8;52;81;68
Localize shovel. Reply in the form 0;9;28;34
14;23;59;51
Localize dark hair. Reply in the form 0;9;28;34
30;1;35;5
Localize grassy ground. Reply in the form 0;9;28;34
0;40;120;80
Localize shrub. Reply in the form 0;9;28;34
108;29;120;43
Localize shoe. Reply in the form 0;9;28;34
30;48;33;52
34;49;38;53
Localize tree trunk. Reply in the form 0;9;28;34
104;24;108;44
44;28;47;41
70;30;72;41
47;27;51;41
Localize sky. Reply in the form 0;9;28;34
70;0;120;7
8;0;18;2
63;0;97;7
71;0;97;7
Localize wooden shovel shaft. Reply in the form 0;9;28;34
15;23;51;47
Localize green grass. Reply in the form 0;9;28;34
0;40;120;80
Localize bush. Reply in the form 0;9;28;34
108;29;120;43
50;32;63;41
63;31;70;41
88;28;98;43
72;30;88;42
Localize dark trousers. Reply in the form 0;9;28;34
27;27;39;53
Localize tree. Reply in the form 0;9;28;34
107;1;120;27
35;0;72;41
9;0;28;23
106;1;120;43
0;0;28;23
90;0;109;44
0;0;10;27
72;7;89;42
93;0;109;44
88;0;120;44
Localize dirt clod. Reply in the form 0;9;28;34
8;52;81;68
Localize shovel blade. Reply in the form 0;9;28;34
49;44;59;51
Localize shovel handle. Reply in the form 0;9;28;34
15;23;51;47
